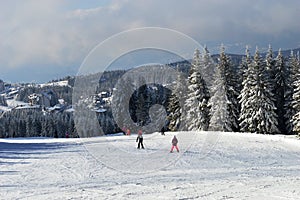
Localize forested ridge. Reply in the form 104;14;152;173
1;45;300;137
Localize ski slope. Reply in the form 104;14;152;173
1;132;300;200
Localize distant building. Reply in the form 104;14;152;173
14;104;40;110
100;91;109;98
47;103;67;113
28;93;39;106
39;89;58;107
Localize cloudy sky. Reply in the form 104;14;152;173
1;0;300;82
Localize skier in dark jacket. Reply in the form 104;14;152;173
160;126;165;135
136;130;144;149
170;135;179;153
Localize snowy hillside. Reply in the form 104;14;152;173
39;80;70;88
1;132;300;199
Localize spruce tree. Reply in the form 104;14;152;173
223;47;240;131
209;46;239;131
209;57;229;131
292;78;300;134
239;47;279;134
167;72;186;131
265;45;276;81
202;46;215;88
185;49;210;131
274;49;286;133
239;47;254;132
291;52;300;134
284;51;297;134
135;85;151;126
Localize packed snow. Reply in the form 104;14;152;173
1;132;300;199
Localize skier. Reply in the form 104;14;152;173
170;135;179;153
136;130;144;149
160;126;165;135
126;128;131;136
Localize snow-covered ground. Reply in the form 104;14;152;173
1;132;300;200
6;99;28;108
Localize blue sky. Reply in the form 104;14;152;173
1;0;300;82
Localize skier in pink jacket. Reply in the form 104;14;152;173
170;135;179;153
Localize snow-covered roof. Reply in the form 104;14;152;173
0;106;11;112
93;108;107;113
8;90;18;96
47;104;66;112
14;105;40;110
65;107;75;112
103;97;112;101
6;99;28;107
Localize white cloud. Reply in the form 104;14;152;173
0;0;300;81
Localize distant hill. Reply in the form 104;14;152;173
273;48;300;58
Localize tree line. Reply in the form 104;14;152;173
167;45;300;135
1;45;300;137
0;109;77;138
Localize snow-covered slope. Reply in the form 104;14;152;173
1;132;300;199
39;80;69;88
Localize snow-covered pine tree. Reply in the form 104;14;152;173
167;92;180;131
252;47;279;134
167;71;186;131
25;115;32;137
0;115;7;137
240;47;279;134
0;95;7;106
237;46;251;100
265;45;276;81
239;46;255;132
132;77;150;126
135;85;151;126
292;78;300;134
209;45;239;131
274;49;287;133
202;46;215;88
185;49;210;131
209;54;229;131
40;115;46;137
241;46;251;73
67;114;76;137
284;50;297;134
291;51;300;135
223;47;240;131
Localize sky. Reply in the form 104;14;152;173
1;0;300;82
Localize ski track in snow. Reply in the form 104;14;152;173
0;132;300;200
